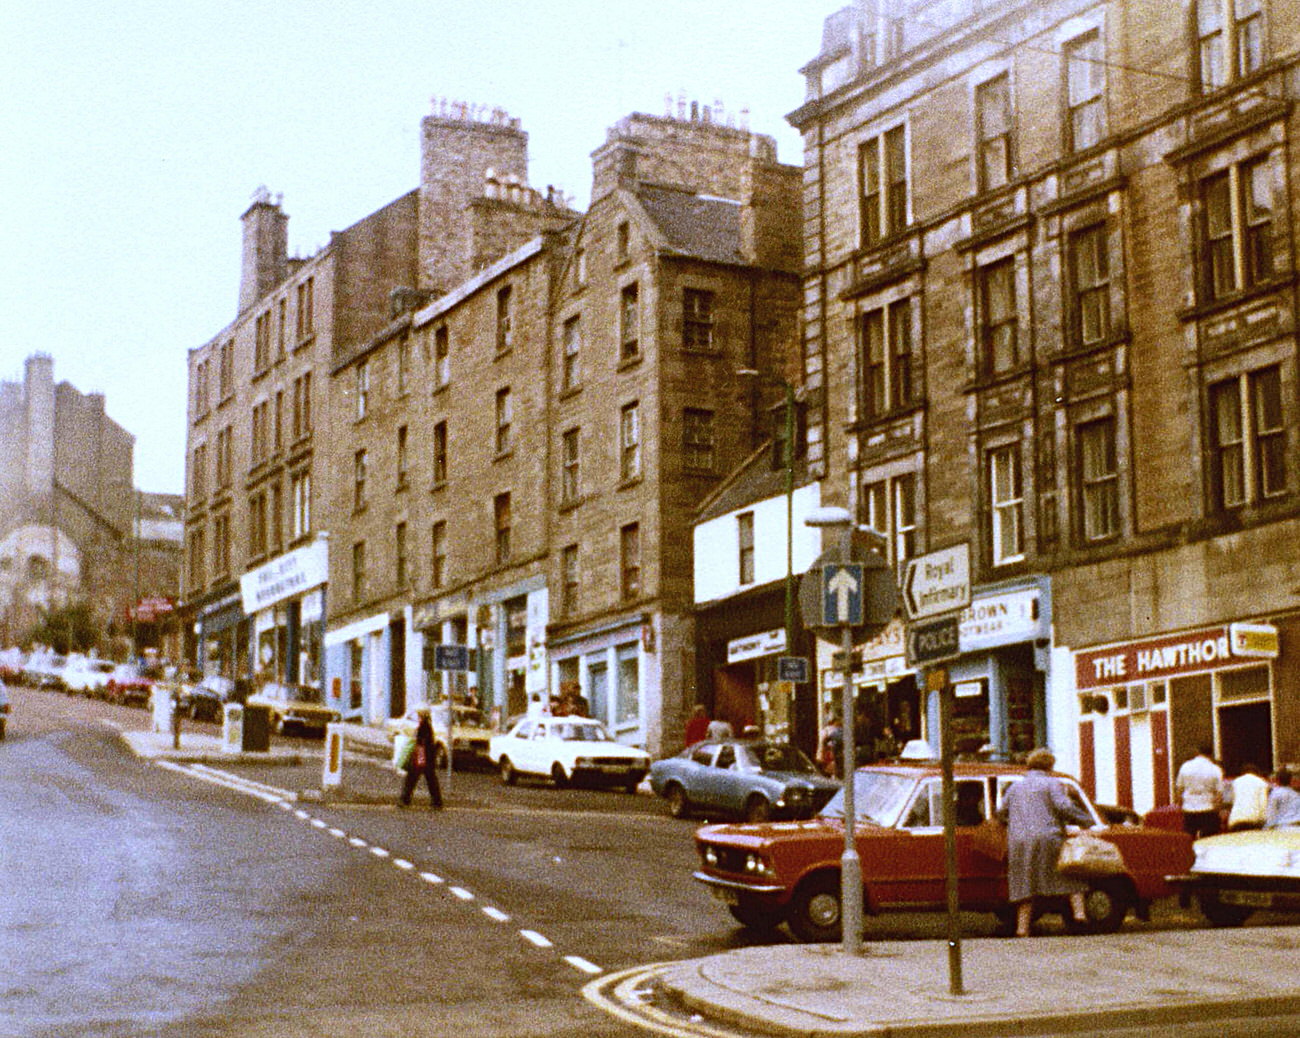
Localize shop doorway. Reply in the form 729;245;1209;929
713;665;756;734
389;619;406;718
1218;700;1273;776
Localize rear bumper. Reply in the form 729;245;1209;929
1167;872;1300;911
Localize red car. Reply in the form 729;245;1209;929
104;662;157;708
693;761;1194;942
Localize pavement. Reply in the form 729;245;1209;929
119;725;1300;1037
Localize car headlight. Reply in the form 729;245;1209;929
744;853;775;879
702;845;719;867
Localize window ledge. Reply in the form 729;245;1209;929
618;352;643;372
1177;274;1296;323
964;363;1034;393
493;448;515;463
432;381;450;396
617;475;644;491
558;384;582;401
430;479;448;493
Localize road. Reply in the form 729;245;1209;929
0;686;1270;1038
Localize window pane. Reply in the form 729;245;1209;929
1252;367;1286;498
1243;160;1273;286
1210;379;1245;508
861;310;885;418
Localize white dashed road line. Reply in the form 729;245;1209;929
482;906;510;922
520;930;553;949
420;872;444;885
565;955;602;976
449;886;474;901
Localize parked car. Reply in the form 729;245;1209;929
0;680;9;739
0;648;25;684
1166;824;1300;926
488;715;651;791
62;657;116;698
22;653;65;691
245;681;340;736
384;702;493;768
104;662;157;707
185;675;236;722
650;739;840;822
691;761;1194;942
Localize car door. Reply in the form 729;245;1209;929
710;744;750;814
867;777;994;909
682;743;718;806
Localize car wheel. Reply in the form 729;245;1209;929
665;784;691;819
728;900;784;932
744;795;772;823
1064;879;1131;935
551;763;569;788
500;758;517;786
1199;891;1254;928
787;873;843;943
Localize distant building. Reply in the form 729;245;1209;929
0;353;179;651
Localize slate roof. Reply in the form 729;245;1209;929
633;184;744;265
694;441;816;524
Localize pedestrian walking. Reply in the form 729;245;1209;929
1266;767;1300;828
1226;763;1269;831
683;705;710;747
398;711;443;809
1174;744;1224;838
996;747;1093;937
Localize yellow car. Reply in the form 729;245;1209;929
246;681;340;736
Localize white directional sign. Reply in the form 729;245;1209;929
902;544;971;621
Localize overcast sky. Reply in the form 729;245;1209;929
1;1;819;494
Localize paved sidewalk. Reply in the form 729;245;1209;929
658;926;1300;1037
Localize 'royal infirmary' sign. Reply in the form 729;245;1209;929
240;539;329;614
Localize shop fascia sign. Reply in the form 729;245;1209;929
240;539;328;614
1074;622;1279;690
958;587;1044;652
728;629;786;663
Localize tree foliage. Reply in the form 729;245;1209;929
25;603;100;655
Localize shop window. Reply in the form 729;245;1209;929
616;643;639;726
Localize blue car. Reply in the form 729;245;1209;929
650;739;840;822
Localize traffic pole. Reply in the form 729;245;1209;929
935;667;964;995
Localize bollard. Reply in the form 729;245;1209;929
322;723;344;791
221;702;244;754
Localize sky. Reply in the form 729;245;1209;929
1;1;821;494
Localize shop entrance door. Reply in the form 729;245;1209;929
713;665;755;733
1218;700;1273;776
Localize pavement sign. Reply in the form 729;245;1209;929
777;656;809;683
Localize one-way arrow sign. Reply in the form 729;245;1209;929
822;563;863;626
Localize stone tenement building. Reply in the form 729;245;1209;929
790;0;1300;812
183;97;802;757
0;353;178;651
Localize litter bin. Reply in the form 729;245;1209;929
242;703;272;752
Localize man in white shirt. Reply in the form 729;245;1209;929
1226;763;1269;831
1175;744;1223;838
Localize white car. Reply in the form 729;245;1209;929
1168;824;1300;926
62;657;116;697
488;716;650;791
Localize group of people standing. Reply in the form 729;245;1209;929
1174;745;1300;837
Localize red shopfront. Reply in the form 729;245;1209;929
1072;622;1281;814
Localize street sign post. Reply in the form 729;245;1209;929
777;656;809;683
434;643;470;671
902;544;971;621
906;615;961;667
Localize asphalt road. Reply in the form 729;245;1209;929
2;686;1273;1038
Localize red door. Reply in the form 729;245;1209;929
1114;714;1133;809
1151;710;1171;808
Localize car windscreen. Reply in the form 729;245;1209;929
749;744;818;774
818;771;915;827
556;722;610;742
